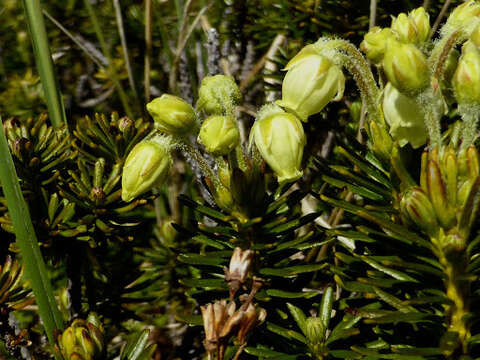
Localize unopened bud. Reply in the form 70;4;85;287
360;27;394;64
147;94;196;135
467;145;480;179
305;317;325;345
382;82;427;148
427;160;456;229
400;187;438;236
121;136;172;202
57;317;104;360
391;13;418;44
453;41;480;105
409;7;430;44
446;1;480;32
471;24;480;48
250;104;306;184
160;218;178;243
197;115;240;156
383;39;429;94
196;75;241;115
276;44;345;121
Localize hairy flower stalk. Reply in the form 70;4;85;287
313;38;381;126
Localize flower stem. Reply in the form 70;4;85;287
315;38;382;126
438;249;471;356
180;141;220;189
459;104;480;150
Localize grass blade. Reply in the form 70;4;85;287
113;0;139;101
22;0;66;128
0;117;64;345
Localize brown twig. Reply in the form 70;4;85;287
430;0;452;40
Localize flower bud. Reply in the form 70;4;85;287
276;44;345;121
121;136;172;202
391;13;418;44
146;94;196;135
409;7;430;44
471;24;480;48
250;104;306;184
305;317;325;345
196;75;241;115
197;115;240;156
427;160;456;229
383;39;430;94
305;317;325;356
446;1;480;30
57;318;104;360
360;27;394;64
382;82;427;148
400;187;439;236
452;41;480;105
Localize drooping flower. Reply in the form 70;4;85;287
276;44;345;121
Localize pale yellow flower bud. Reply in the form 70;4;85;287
197;115;240;156
146;94;196;135
453;41;480;105
360;27;394;64
409;7;430;43
391;13;418;43
121;137;172;202
196;75;241;115
446;0;480;30
383;39;429;94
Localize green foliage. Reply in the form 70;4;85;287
1;1;479;360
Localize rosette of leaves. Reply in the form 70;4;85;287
0;115;78;245
57;156;145;245
310;137;480;359
73;112;151;165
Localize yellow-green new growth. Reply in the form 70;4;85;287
146;94;196;135
250;104;306;184
276;44;345;122
197;115;240;156
121;136;172;202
